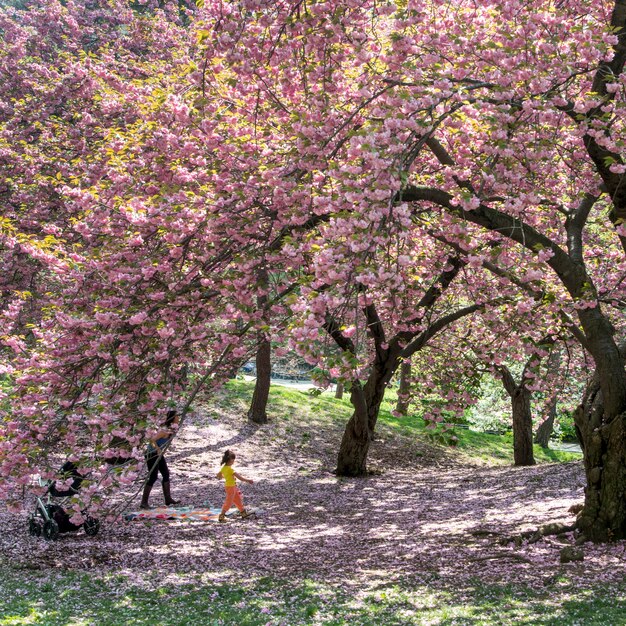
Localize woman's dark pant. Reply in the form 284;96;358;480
145;452;171;486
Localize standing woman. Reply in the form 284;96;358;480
140;409;181;509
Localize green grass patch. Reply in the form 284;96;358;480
0;567;622;626
209;378;355;426
211;379;581;466
377;404;580;466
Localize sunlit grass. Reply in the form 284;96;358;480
0;567;622;626
214;379;581;466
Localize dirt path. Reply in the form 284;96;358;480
1;409;624;593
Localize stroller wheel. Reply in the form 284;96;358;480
28;517;42;537
83;517;100;537
42;519;59;541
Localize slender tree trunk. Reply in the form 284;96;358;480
248;267;270;424
511;387;535;466
396;360;411;416
248;335;271;423
499;366;535;466
534;349;562;448
534;395;558;448
334;381;344;399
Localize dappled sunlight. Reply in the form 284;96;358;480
1;410;624;598
257;524;345;554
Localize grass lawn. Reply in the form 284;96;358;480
0;566;623;626
217;379;581;466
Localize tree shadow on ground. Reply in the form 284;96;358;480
0;411;623;603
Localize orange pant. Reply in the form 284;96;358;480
221;486;244;513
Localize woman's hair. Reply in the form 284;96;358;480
165;409;178;427
221;449;236;465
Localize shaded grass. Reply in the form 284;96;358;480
0;566;622;626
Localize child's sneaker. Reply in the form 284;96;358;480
218;513;227;523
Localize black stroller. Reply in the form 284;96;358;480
28;461;100;540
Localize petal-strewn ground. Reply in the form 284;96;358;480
1;403;624;600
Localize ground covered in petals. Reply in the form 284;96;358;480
1;385;625;625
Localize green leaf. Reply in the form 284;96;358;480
196;29;210;43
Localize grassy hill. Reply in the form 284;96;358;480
211;378;581;467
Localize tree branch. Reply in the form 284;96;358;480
400;301;493;360
401;185;583;295
323;313;356;354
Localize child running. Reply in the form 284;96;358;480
216;449;254;522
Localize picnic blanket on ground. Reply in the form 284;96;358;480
124;506;257;522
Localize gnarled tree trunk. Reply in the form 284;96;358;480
574;369;626;542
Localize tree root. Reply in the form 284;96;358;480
469;552;533;564
499;522;577;546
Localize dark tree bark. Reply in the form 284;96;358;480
534;395;558;449
573;344;626;542
396;360;411;416
248;267;270;424
499;366;535;466
247;335;271;424
570;313;626;542
336;361;396;476
511;387;535;466
334;381;344;399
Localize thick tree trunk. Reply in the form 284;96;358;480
534;395;557;449
396;360;411;416
574;374;626;542
570;316;626;541
248;335;271;424
336;365;392;476
334;381;344;399
336;413;371;476
511;387;536;466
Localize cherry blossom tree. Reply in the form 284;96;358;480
290;236;504;475
0;0;233;507
2;0;626;544
394;1;626;541
195;0;626;537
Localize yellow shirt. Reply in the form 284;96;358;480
220;464;236;487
